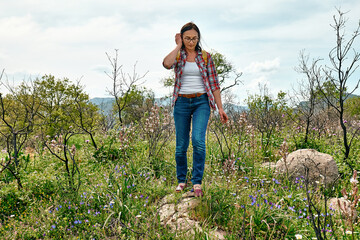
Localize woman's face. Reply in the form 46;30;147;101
182;29;199;52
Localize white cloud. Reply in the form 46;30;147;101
244;58;280;74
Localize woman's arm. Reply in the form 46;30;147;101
212;89;229;123
163;33;182;69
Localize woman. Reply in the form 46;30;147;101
163;22;228;197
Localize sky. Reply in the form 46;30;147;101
1;0;360;105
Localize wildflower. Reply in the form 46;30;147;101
346;230;352;234
51;225;56;229
295;234;302;239
350;177;358;184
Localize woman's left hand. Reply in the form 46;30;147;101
219;109;229;123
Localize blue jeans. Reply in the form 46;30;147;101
173;94;210;185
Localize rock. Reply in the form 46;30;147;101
329;197;357;222
275;149;339;186
158;192;226;239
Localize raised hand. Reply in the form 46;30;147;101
175;33;182;46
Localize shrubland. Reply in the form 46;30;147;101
0;8;360;240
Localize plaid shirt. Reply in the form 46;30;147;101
169;49;220;110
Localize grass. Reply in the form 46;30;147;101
0;119;360;239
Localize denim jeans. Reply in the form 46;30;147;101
173;94;210;185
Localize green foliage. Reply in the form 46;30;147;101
112;85;154;126
34;75;101;138
247;88;289;158
345;96;360;118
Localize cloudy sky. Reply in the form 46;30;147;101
1;0;360;105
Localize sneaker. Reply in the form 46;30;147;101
193;184;203;197
175;183;187;192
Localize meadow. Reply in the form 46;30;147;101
1;101;360;240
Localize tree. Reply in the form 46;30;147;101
0;70;40;188
292;50;324;146
65;80;101;150
112;85;154;126
210;50;243;93
34;75;101;193
317;9;360;167
34;75;101;144
247;85;288;158
105;49;148;125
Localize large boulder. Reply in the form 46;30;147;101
276;149;339;186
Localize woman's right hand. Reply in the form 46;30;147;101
175;33;182;46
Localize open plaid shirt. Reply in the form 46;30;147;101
169;49;220;110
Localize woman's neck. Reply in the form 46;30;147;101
185;49;196;55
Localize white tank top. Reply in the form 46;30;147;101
179;61;206;94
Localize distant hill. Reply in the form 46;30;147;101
90;97;114;113
90;97;248;113
298;93;359;110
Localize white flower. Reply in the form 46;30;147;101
346;230;353;234
295;234;302;239
350;177;359;184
